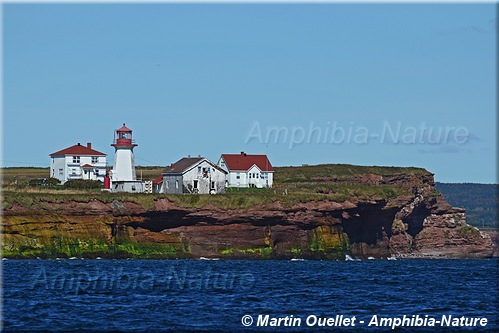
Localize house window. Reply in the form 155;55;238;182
59;169;63;175
92;157;98;164
236;173;240;179
198;167;201;173
73;156;80;163
193;180;198;189
175;180;179;189
95;169;100;176
211;181;215;189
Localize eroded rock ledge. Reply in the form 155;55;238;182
2;172;493;259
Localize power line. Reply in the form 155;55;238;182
135;156;163;166
1;160;48;167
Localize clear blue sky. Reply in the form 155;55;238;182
2;3;496;183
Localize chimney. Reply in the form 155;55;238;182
77;143;81;146
87;142;92;149
240;151;244;155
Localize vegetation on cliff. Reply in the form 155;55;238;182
2;164;422;211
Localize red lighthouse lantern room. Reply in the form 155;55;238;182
112;123;137;148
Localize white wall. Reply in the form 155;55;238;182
245;165;273;188
181;159;226;194
111;180;151;193
50;156;66;183
217;156;273;188
226;170;249;188
112;147;136;181
50;154;106;184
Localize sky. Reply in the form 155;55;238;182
2;3;496;183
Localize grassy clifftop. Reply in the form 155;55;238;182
276;164;430;182
2;164;431;211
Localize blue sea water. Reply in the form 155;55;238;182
2;259;498;332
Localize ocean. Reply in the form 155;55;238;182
2;259;498;332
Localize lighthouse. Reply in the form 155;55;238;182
108;123;151;193
111;123;137;182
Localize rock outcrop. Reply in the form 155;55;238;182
1;171;494;259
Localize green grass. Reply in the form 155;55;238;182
2;185;407;212
2;167;50;187
2;237;190;259
456;225;481;239
219;246;273;257
2;163;429;211
113;241;190;259
1;166;164;187
274;164;430;183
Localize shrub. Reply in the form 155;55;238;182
456;225;480;239
28;177;61;187
64;179;102;189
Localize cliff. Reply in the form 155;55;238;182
1;164;494;259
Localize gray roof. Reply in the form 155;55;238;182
162;157;226;174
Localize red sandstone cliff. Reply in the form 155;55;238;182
2;171;494;259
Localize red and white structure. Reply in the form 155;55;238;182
49;143;107;184
109;123;151;193
218;152;274;188
110;124;137;182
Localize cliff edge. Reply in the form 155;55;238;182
1;164;494;259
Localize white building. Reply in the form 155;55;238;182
160;157;227;194
218;152;274;188
49;143;107;184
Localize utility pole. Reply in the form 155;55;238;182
266;144;269;188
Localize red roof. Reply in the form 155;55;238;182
221;153;273;172
152;174;163;185
50;143;106;156
81;164;94;168
117;123;132;132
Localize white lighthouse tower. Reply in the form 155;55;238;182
109;123;151;192
111;123;137;182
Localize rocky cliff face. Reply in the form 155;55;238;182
2;172;494;259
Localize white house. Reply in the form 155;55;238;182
49;143;107;184
160;157;227;194
218;152;274;188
